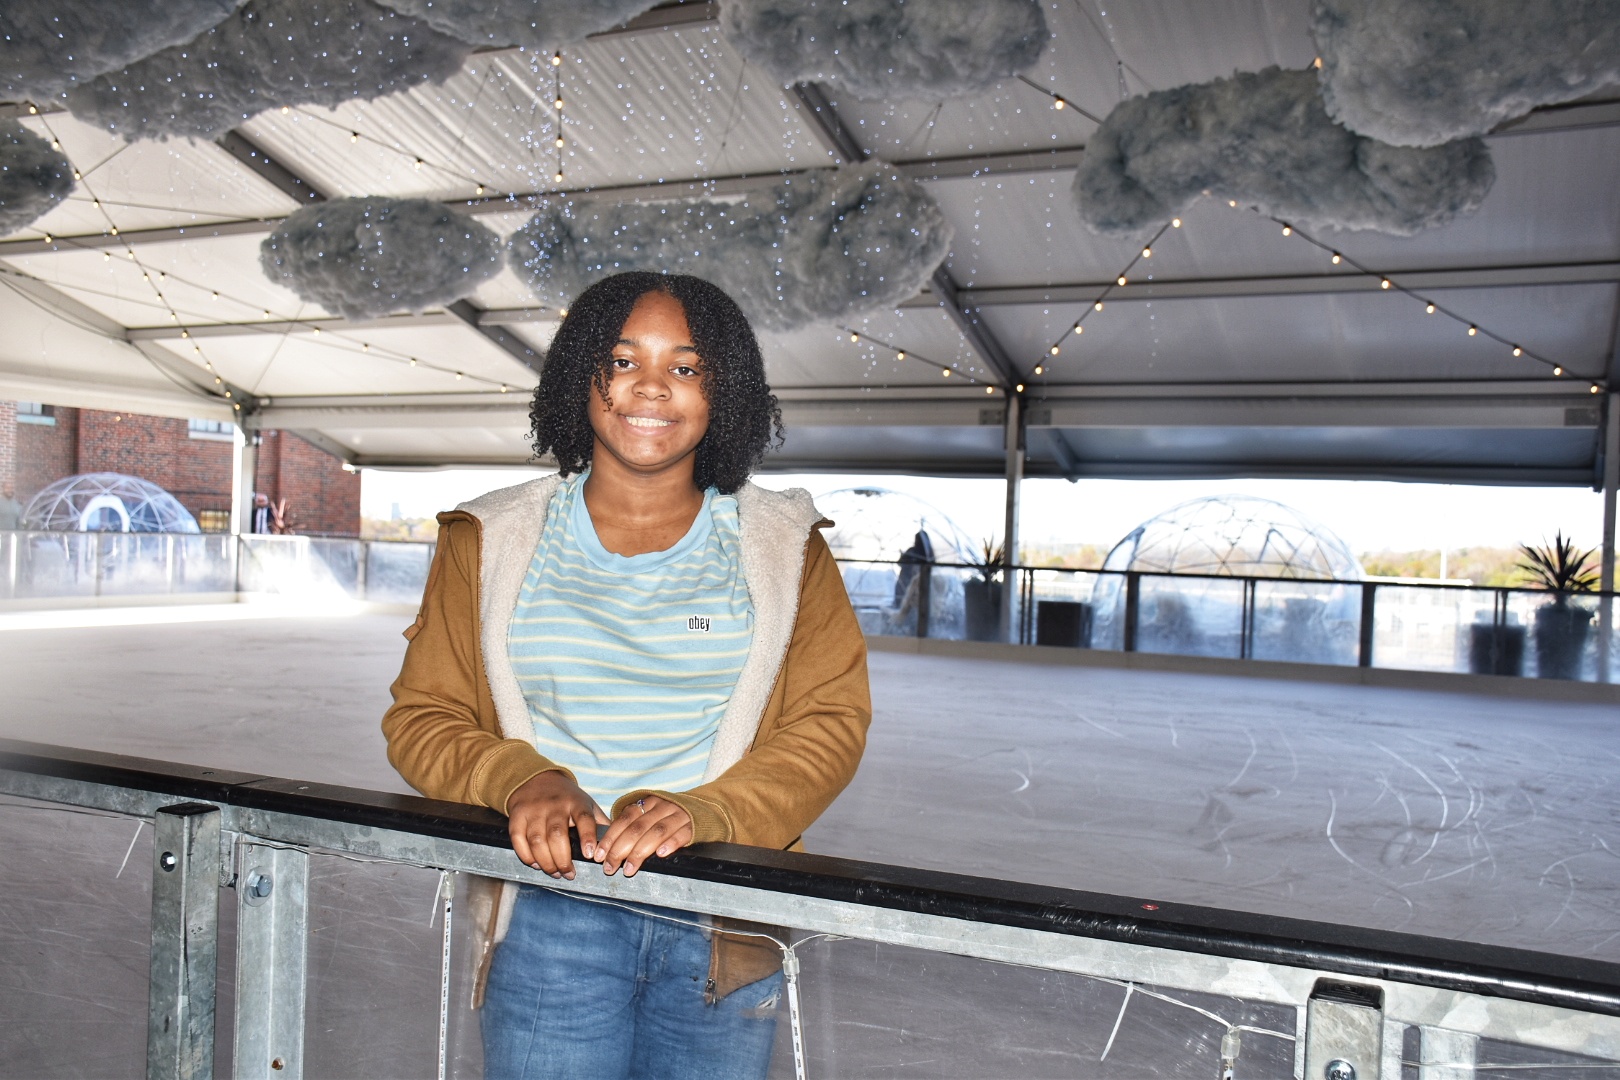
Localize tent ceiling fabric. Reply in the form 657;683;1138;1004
0;0;1614;485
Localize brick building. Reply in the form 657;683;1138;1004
0;401;359;536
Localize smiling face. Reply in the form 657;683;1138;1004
587;289;711;485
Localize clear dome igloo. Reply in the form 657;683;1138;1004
1091;495;1363;664
816;487;978;638
21;473;200;533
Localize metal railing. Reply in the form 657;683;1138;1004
3;529;1614;683
1;739;1618;1079
839;558;1620;683
0;530;435;606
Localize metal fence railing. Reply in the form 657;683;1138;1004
841;558;1619;684
3;530;1614;683
3;739;1618;1080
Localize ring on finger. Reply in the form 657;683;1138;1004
636;798;647;814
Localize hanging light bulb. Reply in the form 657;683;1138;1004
413;158;423;170
984;386;994;395
551;51;563;67
1016;383;1025;392
280;105;290;115
1331;252;1341;265
554;136;564;149
1033;364;1044;375
941;368;951;378
558;308;568;317
362;343;370;352
1591;384;1602;394
475;184;486;195
350;131;359;143
102;251;110;262
1053;96;1067;110
1467;325;1477;336
409;357;418;366
895;350;905;360
1050;345;1060;355
1094;301;1104;311
1425;302;1435;314
1553;365;1563;376
1141;246;1152;258
1511;346;1522;357
1117;275;1128;286
454;371;463;380
554;96;564;110
553;169;564;183
1171;217;1182;228
1281;225;1292;236
849;332;859;343
1228;199;1237;207
1380;278;1392;289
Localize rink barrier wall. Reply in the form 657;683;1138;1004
3;737;1620;1080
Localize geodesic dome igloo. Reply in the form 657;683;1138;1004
817;487;979;638
1091;495;1363;664
21;473;200;533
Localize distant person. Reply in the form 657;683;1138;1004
0;482;21;530
251;492;271;533
382;271;871;1080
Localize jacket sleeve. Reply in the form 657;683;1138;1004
382;517;570;814
617;531;871;848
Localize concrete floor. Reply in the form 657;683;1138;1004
2;606;1617;1078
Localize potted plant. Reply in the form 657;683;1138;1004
1517;532;1599;680
962;538;1004;642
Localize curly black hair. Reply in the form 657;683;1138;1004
529;271;783;494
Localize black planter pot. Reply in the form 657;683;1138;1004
1467;622;1525;677
963;580;1002;642
1533;601;1592;680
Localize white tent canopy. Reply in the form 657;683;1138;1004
0;0;1615;487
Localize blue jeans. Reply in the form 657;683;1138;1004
482;885;783;1080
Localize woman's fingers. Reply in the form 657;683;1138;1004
598;798;693;876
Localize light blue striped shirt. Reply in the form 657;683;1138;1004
507;473;753;808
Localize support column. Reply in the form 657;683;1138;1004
1000;392;1025;643
1599;391;1618;683
229;424;257;537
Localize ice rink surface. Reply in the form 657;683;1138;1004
2;608;1617;1078
1;607;1615;960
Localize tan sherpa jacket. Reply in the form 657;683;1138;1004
382;476;871;1001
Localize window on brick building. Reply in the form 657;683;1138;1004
197;509;231;533
17;402;55;426
188;418;235;441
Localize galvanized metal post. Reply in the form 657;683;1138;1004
148;803;222;1080
1358;583;1378;668
233;843;309;1080
1304;979;1384;1080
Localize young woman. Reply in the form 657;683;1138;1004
382;271;871;1079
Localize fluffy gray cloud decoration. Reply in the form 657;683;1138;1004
717;0;1047;101
260;197;502;320
1072;67;1496;238
0;121;75;236
373;0;659;50
65;0;470;141
0;0;241;102
508;163;953;332
1313;0;1620;146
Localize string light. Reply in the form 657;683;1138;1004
1281;224;1292;236
1380;278;1392;289
551;51;563;67
553;170;564;183
1512;346;1522;356
475;184;485;195
895;350;905;360
350;131;359;143
849;332;859;343
413;158;424;170
1330;252;1341;264
1116;276;1127;286
1033;365;1044;375
1141;247;1152;258
1074;324;1083;334
554;96;563;110
500;384;509;393
1467;325;1477;336
454;371;463;380
1094;301;1104;311
555;136;565;148
1554;365;1563;375
1171;218;1181;228
984;386;994;395
941;368;951;377
409;357;418;366
1049;345;1060;355
1016;383;1025;392
1425;302;1435;313
1592;384;1602;393
1052;96;1067;110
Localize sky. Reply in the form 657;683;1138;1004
360;467;1608;555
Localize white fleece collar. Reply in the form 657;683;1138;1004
455;476;825;780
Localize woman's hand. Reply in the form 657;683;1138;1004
506;771;610;880
594;796;694;877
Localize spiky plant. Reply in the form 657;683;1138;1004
974;538;1006;584
1516;532;1599;595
